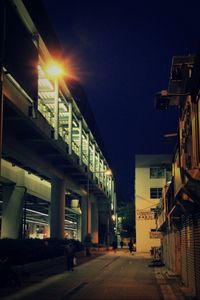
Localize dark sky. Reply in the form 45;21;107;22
42;0;200;203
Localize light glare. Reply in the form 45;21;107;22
46;63;63;76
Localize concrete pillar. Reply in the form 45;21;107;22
107;213;110;246
81;196;88;241
91;201;99;244
46;203;50;238
87;197;92;235
50;178;66;239
1;184;26;238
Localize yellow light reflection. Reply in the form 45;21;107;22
105;169;112;176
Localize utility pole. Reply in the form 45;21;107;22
0;0;6;176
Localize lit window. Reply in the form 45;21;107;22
150;167;165;178
150;188;162;199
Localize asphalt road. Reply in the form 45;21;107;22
1;250;185;300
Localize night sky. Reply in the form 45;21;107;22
42;0;200;203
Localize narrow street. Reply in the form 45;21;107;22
2;250;185;300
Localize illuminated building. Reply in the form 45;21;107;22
0;0;117;243
135;155;171;252
155;54;200;298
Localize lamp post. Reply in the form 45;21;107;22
46;63;63;140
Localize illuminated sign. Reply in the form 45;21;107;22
136;210;154;220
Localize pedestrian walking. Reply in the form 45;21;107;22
112;240;117;252
120;240;124;249
128;239;134;254
65;242;76;272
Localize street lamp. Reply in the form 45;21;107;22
46;62;63;140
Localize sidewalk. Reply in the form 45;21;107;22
1;250;105;298
1;250;194;300
133;252;195;299
153;264;196;299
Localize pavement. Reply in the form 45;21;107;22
0;249;195;300
134;252;196;299
0;250;105;298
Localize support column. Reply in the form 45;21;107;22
91;201;99;243
81;196;88;241
1;184;26;239
50;178;66;239
98;209;108;246
107;213;110;247
88;198;92;235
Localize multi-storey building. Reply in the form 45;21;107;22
135;154;171;252
0;0;117;243
155;54;200;298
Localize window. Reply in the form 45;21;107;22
150;167;165;178
150;188;162;199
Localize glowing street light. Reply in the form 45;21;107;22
46;63;63;77
46;61;63;140
112;214;116;221
104;169;112;177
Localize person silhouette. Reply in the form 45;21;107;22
128;239;134;254
112;240;117;252
65;242;76;271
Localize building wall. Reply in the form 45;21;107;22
135;155;169;252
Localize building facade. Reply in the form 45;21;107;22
0;0;117;243
135;155;171;252
155;54;200;298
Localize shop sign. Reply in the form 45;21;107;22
149;231;162;239
136;210;154;220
